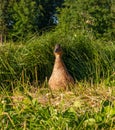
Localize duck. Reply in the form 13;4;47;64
48;44;74;90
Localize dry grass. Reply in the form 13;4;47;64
9;82;115;112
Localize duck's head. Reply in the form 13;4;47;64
54;44;63;57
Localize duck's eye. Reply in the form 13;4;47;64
54;47;60;52
54;44;61;52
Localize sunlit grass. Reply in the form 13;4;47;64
0;81;115;129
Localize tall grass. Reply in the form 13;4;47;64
0;31;114;87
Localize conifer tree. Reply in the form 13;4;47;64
1;0;63;41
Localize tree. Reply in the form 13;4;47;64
84;0;115;39
35;0;64;28
6;0;39;41
56;0;115;40
0;0;64;42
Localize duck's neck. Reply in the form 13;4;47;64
53;55;65;70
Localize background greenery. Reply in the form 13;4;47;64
0;0;115;129
1;0;115;41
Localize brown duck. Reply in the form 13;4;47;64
48;44;74;90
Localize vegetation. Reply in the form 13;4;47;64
0;0;115;129
0;0;63;42
0;84;115;129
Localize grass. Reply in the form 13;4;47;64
0;31;115;86
0;82;115;130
